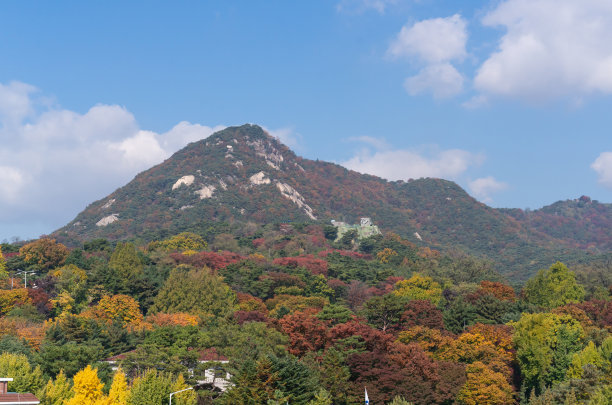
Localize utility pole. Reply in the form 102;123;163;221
16;270;36;288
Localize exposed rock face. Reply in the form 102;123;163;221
96;214;119;227
249;171;271;185
276;182;316;220
101;198;116;209
195;185;216;199
172;175;195;190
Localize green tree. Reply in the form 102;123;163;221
109;242;144;282
567;341;605;379
512;312;585;395
0;246;8;279
323;225;338;241
128;369;196;405
523;262;585;308
0;352;45;394
150;265;236;318
362;293;406;332
38;369;73;405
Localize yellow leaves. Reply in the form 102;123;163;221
82;294;143;328
107;368;129;405
148;232;207;253
0;288;31;315
66;365;104;405
457;361;515;405
392;274;442;305
67;367;129;405
145;312;199;327
377;248;398;264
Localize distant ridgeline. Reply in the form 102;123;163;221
331;217;381;241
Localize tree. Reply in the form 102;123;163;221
128;369;196;405
393;274;442;305
512;312;585;395
65;365;104;405
279;309;328;356
109;242;144;282
523;262;585;308
566;341;605;379
84;294;143;327
323;225;338;241
150;265;236;318
457;361;514;405
38;369;73;405
148;232;207;252
19;238;69;271
107;368;130;405
0;246;7;279
362;293;407;332
0;352;44;394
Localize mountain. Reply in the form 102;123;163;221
53;124;608;280
501;195;612;251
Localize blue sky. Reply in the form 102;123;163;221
2;0;612;241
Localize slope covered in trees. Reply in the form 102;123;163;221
1;226;610;404
52;124;612;281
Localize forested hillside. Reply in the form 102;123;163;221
52;125;612;281
1;225;611;404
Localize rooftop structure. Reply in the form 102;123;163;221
0;378;40;405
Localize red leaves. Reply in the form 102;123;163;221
273;255;328;276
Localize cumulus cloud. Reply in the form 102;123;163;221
388;14;467;63
591;152;612;188
404;63;464;99
475;0;612;101
468;176;508;203
389;14;467;98
0;81;223;238
342;146;482;181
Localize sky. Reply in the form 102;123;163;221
2;0;612;241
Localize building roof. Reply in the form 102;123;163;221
0;393;40;404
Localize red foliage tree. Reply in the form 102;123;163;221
170;250;244;270
273;255;328;276
278;308;329;356
400;300;445;331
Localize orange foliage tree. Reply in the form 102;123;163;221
19;238;69;270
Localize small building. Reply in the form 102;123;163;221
0;378;40;405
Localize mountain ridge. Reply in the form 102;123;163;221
53;124;611;280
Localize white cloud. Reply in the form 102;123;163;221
388;14;467;63
404;63;464;98
468;176;508;203
591;152;612;188
342;147;482;180
263;126;302;149
337;0;398;14
388;14;467;99
0;166;27;204
0;81;223;238
475;0;612;101
0;81;38;128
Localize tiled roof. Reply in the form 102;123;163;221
0;393;40;404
